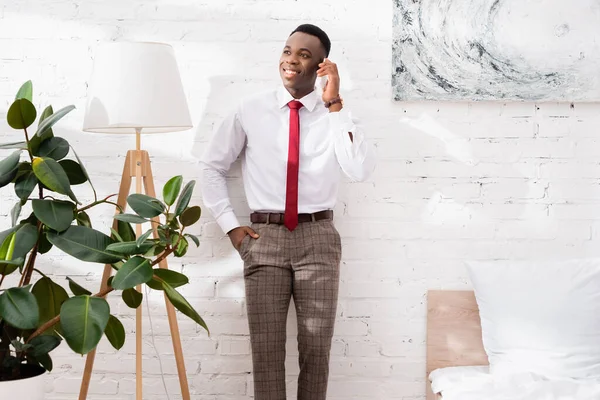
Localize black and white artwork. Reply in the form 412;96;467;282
392;0;600;101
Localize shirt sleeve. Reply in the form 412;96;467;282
199;106;246;235
329;107;376;182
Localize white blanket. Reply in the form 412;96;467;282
430;366;600;400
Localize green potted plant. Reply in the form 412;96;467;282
0;81;207;399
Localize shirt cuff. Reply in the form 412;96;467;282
216;211;240;235
328;107;355;133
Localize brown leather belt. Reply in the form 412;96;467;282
250;210;333;224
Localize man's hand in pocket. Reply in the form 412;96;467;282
228;226;259;250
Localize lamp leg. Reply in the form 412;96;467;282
78;146;190;400
134;147;144;400
79;151;134;400
141;151;191;400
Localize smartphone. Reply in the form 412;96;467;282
318;75;328;91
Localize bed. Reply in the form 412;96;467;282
426;290;487;400
426;286;600;400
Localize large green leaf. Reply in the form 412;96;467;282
113;213;148;224
15;170;38;200
0;228;26;276
60;295;110;355
0;258;23;276
29;106;55;155
37;137;69;160
167;213;180;230
47;226;122;264
0;150;21;189
69;145;95;198
173;235;189;258
31;157;76;203
28;335;61;357
32;277;69;336
59;159;87;185
12;222;38;259
163;175;183;206
66;277;91;296
18;211;37;226
179;206;201;227
185;234;200;247
0;227;16;250
122;288;142;308
0;231;16;261
104;315;125;350
0;287;39;329
32;199;74;232
146;268;189;291
15;81;33;102
105;241;154;257
127;194;165;218
35;105;75;138
7;98;37;129
76;211;92;228
163;282;208;334
10;201;22;227
38;105;54;131
111;256;152;290
136;229;153;248
175;180;195;216
117;220;136;242
38;232;53;254
33;352;53;372
110;229;123;242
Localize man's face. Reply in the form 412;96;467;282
279;32;325;94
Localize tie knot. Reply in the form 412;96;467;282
288;100;303;110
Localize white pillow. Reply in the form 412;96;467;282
465;259;600;380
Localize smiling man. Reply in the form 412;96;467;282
200;24;376;400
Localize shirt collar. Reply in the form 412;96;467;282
277;86;319;112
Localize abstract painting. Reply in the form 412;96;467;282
392;0;600;101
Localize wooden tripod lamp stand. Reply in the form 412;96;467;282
80;41;193;400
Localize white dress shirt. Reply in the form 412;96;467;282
200;86;376;234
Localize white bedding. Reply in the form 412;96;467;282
430;366;600;400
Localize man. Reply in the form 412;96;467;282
200;24;376;400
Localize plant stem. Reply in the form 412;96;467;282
18;222;43;287
151;246;174;267
22;127;34;162
104;201;122;210
0;274;5;289
33;268;47;278
76;194;120;214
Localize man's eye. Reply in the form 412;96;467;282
283;50;291;55
301;54;310;58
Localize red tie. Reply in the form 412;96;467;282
285;100;303;231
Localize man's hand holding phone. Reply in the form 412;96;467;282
317;58;342;111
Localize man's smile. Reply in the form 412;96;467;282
282;67;300;78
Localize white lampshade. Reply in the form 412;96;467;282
83;41;192;134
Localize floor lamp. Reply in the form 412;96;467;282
80;42;193;400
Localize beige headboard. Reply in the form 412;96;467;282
426;290;488;400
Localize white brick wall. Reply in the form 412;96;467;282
1;1;599;399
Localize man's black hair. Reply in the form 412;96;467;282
290;24;331;57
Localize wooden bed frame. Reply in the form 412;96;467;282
426;290;489;400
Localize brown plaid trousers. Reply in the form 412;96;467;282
238;218;342;400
